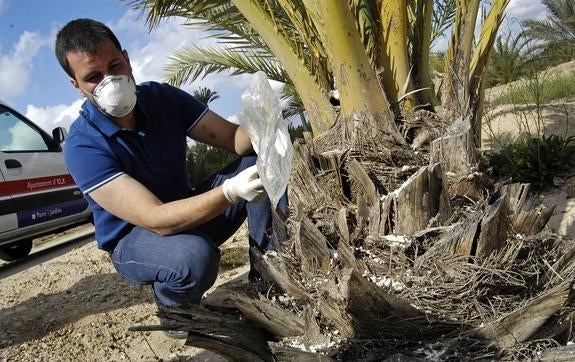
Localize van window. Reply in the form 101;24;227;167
0;110;49;152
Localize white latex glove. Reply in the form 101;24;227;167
222;165;266;204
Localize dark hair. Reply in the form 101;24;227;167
55;18;122;78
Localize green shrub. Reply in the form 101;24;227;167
186;143;238;189
492;72;575;106
485;134;575;190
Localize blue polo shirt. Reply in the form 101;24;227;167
64;81;208;251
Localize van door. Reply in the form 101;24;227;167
0;168;18;233
0;105;88;228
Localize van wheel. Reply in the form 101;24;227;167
0;239;33;261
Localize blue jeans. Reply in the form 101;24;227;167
110;155;288;308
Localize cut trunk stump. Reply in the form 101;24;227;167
289;138;347;219
391;163;452;235
317;267;429;338
250;247;308;301
475;195;509;258
415;193;509;265
233;294;305;338
296;216;332;277
430;116;478;175
476;280;573;349
348;161;452;238
501;183;555;235
128;122;575;360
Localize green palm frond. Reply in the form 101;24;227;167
164;45;290;87
522;0;575;44
430;0;456;46
487;20;534;85
127;0;330;92
128;0;240;31
545;0;575;28
523;18;575;43
129;0;271;49
350;0;381;64
280;83;305;119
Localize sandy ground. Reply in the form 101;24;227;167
480;60;575;239
482;59;575;150
480;96;575;239
0;224;250;361
2;62;575;361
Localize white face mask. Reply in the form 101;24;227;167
92;75;137;118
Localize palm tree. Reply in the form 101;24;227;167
523;0;575;45
129;0;506;151
487;21;533;86
193;86;220;105
522;0;575;62
187;86;237;187
118;2;575;361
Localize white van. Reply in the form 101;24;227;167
0;100;92;261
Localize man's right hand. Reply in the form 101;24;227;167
221;165;266;204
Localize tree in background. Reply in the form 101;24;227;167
186;142;238;188
486;21;533;86
486;1;575;88
522;0;575;65
187;87;237;188
193;86;221;104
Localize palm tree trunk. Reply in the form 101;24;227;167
442;0;481;124
379;0;414;109
411;0;436;109
232;0;337;136
313;0;405;145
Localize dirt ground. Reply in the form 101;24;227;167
0;224;250;361
3;62;575;361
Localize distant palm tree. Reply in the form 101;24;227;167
186;142;237;188
187;86;236;188
193;86;220;105
522;0;575;58
487;22;533;86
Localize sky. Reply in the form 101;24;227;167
0;0;549;134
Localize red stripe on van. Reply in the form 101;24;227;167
0;174;76;197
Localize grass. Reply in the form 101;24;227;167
491;72;575;106
220;246;249;271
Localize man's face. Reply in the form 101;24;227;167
67;39;133;102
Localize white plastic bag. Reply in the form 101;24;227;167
238;71;293;209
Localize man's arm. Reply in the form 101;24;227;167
188;110;253;155
89;173;231;235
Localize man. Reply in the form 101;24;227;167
55;19;287;317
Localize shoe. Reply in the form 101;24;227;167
163;329;188;340
159;317;188;340
248;268;262;282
